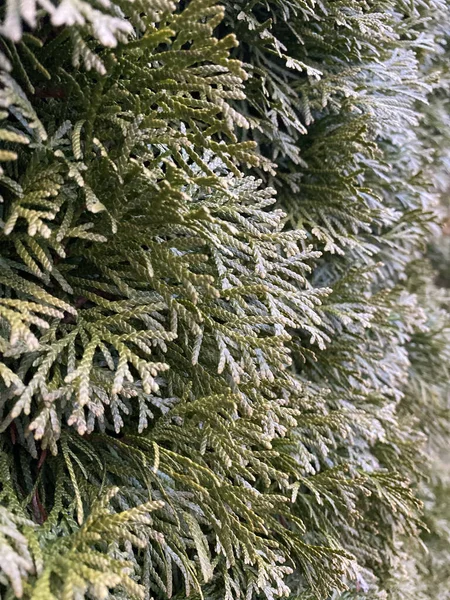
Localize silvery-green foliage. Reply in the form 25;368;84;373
222;0;450;597
0;0;449;599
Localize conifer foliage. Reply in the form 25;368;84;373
0;0;449;599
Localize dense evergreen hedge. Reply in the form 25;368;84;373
0;1;449;599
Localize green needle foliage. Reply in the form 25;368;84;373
0;0;449;599
222;0;450;597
